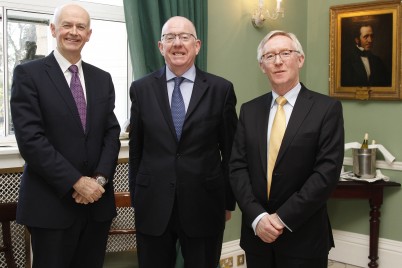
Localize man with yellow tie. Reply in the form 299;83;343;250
229;30;344;268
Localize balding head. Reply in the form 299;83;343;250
161;16;197;39
53;3;91;28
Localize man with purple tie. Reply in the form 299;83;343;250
10;3;120;268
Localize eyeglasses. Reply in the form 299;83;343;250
261;50;300;63
162;33;197;43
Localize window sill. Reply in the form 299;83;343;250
0;139;129;169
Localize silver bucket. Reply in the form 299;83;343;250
352;148;377;179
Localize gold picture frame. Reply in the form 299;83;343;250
329;1;401;100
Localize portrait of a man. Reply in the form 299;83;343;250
340;14;392;87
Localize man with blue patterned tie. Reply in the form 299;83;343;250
129;16;238;268
10;3;120;268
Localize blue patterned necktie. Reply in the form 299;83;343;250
171;77;185;140
68;65;87;132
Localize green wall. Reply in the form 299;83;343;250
307;0;402;241
208;0;402;243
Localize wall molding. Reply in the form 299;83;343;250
221;231;402;267
0;140;129;169
220;240;246;268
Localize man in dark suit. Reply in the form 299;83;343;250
129;16;237;268
229;30;344;268
10;3;121;268
341;23;391;87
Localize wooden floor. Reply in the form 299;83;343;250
328;260;362;268
103;251;363;268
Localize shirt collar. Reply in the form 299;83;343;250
271;83;301;108
166;65;196;82
53;48;83;73
356;45;365;52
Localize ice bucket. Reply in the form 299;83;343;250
352;148;376;179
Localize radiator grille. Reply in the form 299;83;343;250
0;160;135;268
0;170;26;268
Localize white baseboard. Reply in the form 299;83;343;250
221;231;402;268
220;239;246;268
329;229;402;267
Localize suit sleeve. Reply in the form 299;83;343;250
219;84;238;211
277;100;344;231
229;105;267;226
93;73;121;179
128;82;143;206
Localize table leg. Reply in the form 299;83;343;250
368;198;381;268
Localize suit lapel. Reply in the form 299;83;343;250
178;68;208;141
185;69;208;121
82;62;93;133
276;86;313;164
258;93;272;177
45;53;84;132
153;68;178;141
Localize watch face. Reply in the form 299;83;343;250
96;176;107;186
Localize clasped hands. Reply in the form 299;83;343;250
72;176;105;204
256;213;284;243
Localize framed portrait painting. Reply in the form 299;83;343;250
329;1;401;100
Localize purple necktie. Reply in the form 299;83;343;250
68;65;87;132
171;77;185;140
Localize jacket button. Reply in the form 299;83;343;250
176;153;181;159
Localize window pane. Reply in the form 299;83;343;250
82;19;128;127
0;11;4;137
6;10;51;135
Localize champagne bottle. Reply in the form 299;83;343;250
361;133;369;149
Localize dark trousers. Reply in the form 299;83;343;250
29;215;112;268
136;200;223;268
246;250;328;268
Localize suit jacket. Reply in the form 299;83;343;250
129;66;237;237
229;84;344;258
341;46;391;87
10;52;121;228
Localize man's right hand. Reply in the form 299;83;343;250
72;176;105;204
255;213;284;243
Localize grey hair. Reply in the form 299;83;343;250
257;30;304;62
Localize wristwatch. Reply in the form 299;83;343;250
95;175;108;187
